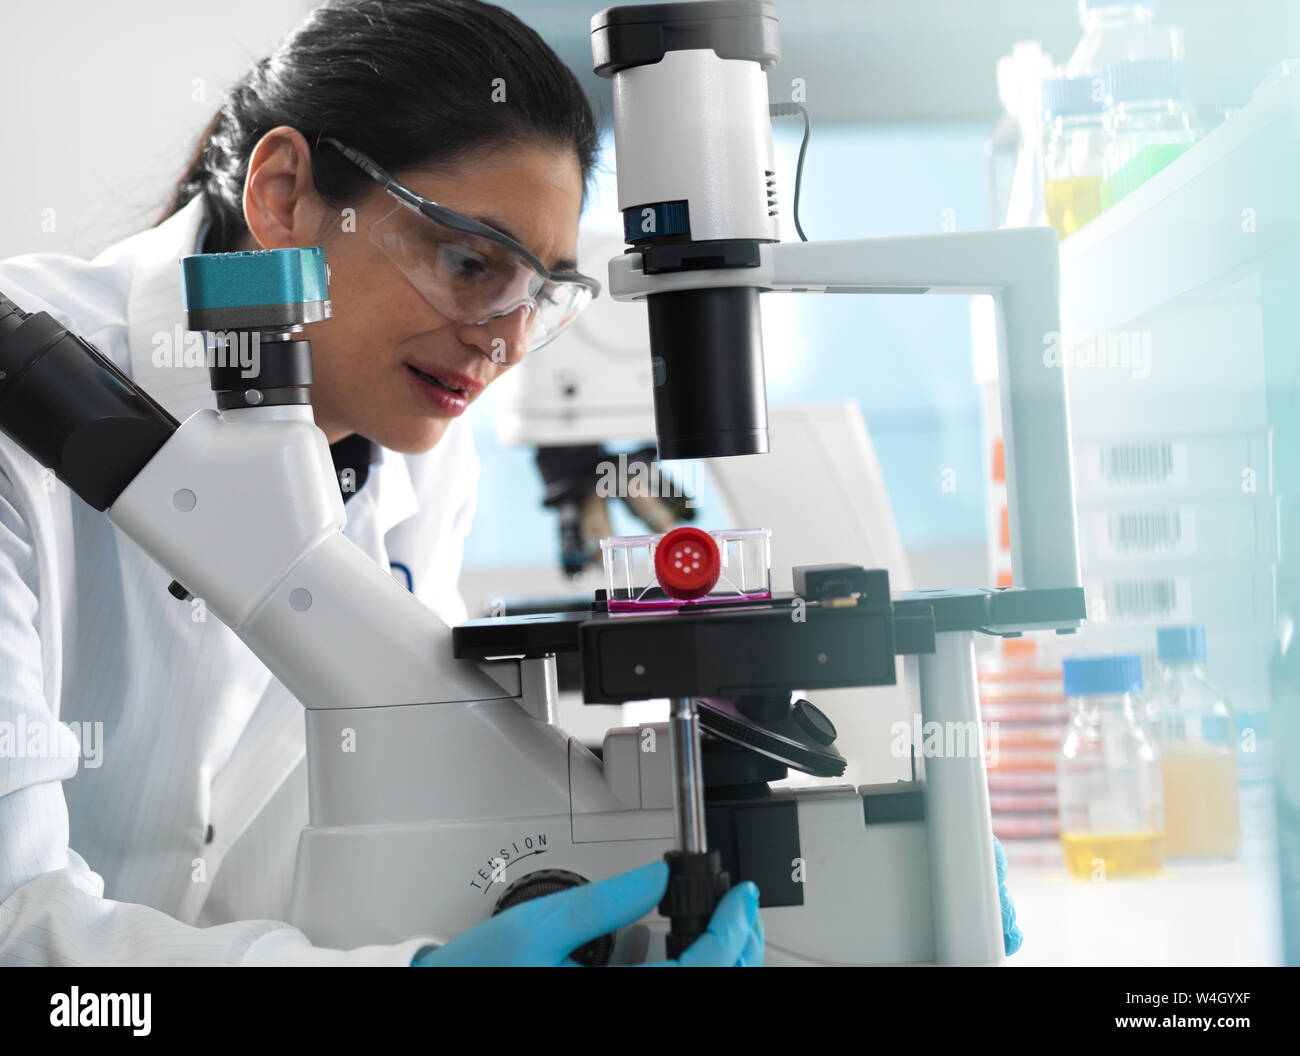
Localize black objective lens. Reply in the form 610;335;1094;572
645;286;769;460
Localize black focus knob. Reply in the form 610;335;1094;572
492;869;615;966
792;698;837;746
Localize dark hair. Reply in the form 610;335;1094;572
161;0;600;252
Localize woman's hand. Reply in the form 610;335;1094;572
995;836;1024;955
411;860;763;967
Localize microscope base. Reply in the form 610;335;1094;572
288;777;986;965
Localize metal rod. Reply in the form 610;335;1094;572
669;696;707;853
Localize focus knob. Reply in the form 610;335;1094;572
492;869;615;966
792;698;837;746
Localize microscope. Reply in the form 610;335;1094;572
0;1;1083;964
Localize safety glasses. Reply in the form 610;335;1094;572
320;137;599;354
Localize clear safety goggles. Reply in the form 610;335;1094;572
320;137;599;353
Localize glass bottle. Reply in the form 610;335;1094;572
1058;654;1164;878
1100;58;1201;208
1042;75;1108;238
1145;626;1239;860
1065;0;1161;80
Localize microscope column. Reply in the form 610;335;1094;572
670;696;707;851
660;696;730;958
917;631;1005;964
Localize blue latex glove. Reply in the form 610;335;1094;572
411;861;763;966
994;836;1023;955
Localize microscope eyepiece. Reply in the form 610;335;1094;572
0;292;177;510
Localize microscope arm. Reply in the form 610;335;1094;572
108;406;517;709
607;226;1083;604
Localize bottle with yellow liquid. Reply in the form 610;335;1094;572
1057;654;1164;879
1145;626;1240;861
1041;75;1108;239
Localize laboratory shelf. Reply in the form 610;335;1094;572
1060;61;1299;338
1050;61;1296;731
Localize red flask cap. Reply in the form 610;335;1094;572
654;526;722;601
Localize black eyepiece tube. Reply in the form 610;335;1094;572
645;286;770;460
0;292;178;510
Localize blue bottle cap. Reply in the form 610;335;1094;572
1043;75;1107;118
1063;654;1144;696
1157;625;1206;661
1104;58;1190;105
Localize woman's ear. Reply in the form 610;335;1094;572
242;126;324;250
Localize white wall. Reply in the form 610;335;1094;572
0;0;310;259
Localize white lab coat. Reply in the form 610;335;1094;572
0;196;480;965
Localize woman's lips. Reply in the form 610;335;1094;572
405;362;485;397
405;363;472;415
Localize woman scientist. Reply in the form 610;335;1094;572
0;0;762;966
